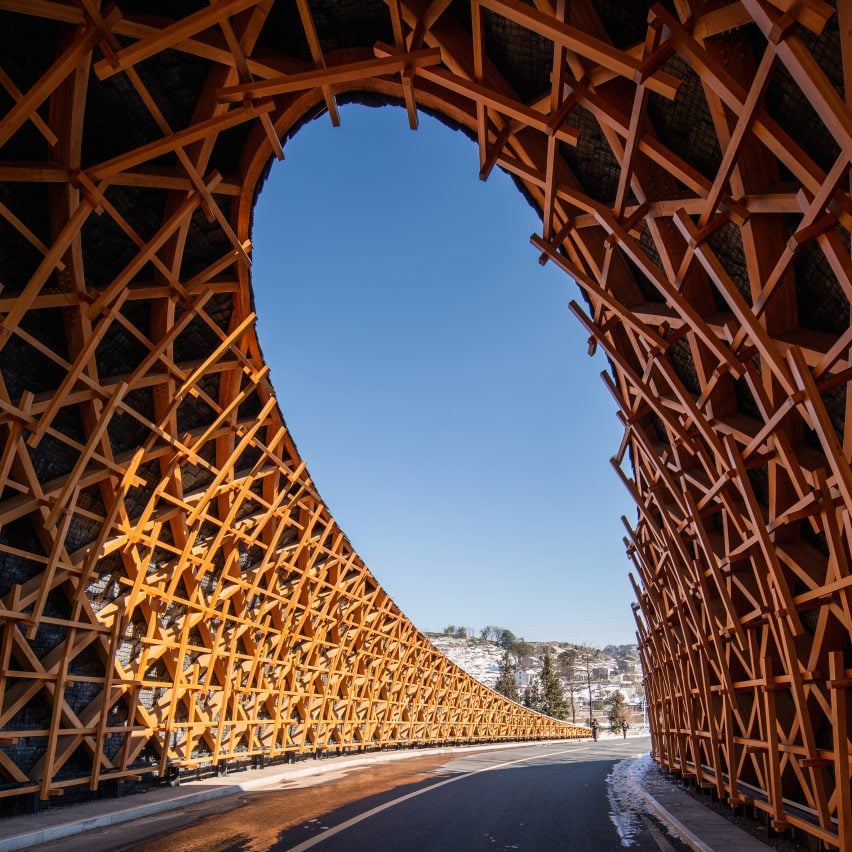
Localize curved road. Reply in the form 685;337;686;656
45;736;686;851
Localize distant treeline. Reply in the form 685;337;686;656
441;624;533;659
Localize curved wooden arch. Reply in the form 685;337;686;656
0;0;850;846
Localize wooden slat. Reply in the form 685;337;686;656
217;50;443;101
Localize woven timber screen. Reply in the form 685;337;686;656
0;0;850;844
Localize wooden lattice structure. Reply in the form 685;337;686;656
0;0;849;845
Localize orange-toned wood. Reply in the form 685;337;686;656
0;3;849;847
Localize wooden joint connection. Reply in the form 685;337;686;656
768;13;797;45
688;211;729;249
711;196;748;227
635;41;674;84
69;170;104;215
787;213;837;251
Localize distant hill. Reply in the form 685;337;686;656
603;644;640;661
428;631;644;705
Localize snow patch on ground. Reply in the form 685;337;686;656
606;752;655;846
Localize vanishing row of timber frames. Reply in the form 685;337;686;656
0;0;850;847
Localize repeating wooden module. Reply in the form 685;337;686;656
0;0;849;847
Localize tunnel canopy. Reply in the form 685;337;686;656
0;1;850;847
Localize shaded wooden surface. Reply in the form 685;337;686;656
0;0;849;847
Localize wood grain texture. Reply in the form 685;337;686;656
0;0;849;846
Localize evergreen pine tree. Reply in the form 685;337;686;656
540;651;566;718
494;651;519;701
523;680;541;711
605;690;629;730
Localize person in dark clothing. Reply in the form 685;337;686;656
590;719;598;741
622;721;629;739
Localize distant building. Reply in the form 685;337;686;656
516;669;538;690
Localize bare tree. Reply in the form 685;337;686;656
574;644;607;726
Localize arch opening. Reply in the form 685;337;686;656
251;102;635;639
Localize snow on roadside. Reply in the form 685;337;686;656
606;752;656;846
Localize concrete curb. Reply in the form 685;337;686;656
622;755;769;852
0;738;588;851
634;784;713;852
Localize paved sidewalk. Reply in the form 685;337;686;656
0;738;768;851
634;758;770;851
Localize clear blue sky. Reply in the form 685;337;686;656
252;104;639;646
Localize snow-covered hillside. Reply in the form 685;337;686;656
427;634;646;718
428;635;505;688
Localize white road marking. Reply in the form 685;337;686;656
286;745;590;851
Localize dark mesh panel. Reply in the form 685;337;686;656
668;338;700;395
0;12;58;161
821;384;844;441
83;40;166;167
764;45;840;174
95;315;150;379
647;55;722;184
795;234;849;335
131;49;211;134
0;183;51;292
0;517;45;598
237;387;263;420
179;203;234;280
177;390;218;432
733;376;760;420
560;108;619;204
108;386;155;456
483;10;550;103
174;306;224;362
707;222;751;305
28;432;78;484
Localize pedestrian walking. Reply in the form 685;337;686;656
591;718;598;742
622;721;629;739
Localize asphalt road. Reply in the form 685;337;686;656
44;736;686;852
279;737;680;852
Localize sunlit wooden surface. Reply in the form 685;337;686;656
0;0;849;846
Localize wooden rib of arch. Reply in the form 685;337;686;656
0;0;849;846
